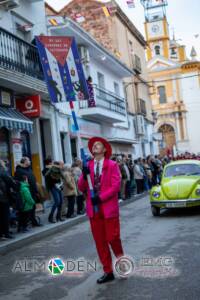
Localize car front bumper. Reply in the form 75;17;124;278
151;198;200;208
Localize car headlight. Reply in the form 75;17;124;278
195;189;200;196
152;191;160;198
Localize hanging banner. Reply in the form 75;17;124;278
102;6;111;17
73;13;85;23
35;36;89;103
87;79;96;107
126;0;135;8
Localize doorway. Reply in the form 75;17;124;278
158;124;176;156
0;127;10;172
39;119;53;163
70;137;77;161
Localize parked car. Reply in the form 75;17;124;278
150;160;200;216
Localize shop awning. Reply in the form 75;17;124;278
0;107;33;133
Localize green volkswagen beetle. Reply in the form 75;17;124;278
150;160;200;216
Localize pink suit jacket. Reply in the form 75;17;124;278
78;159;121;219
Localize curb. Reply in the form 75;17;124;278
0;192;148;256
120;192;148;207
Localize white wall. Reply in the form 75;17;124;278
182;72;200;153
134;143;143;158
0;0;47;38
55;53;130;133
89;57;125;98
101;114;135;141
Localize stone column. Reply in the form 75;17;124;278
175;113;181;141
182;112;189;140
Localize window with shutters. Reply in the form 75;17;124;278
158;86;167;104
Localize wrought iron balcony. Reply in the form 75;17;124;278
0;27;43;80
79;85;127;123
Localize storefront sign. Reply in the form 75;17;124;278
12;138;22;168
16;95;41;118
0;89;14;107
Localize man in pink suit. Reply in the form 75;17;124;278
78;136;124;284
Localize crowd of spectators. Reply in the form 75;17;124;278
1;151;199;240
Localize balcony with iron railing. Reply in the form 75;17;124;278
0;27;43;80
79;85;127;124
137;98;147;116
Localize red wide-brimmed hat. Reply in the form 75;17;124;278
88;137;112;159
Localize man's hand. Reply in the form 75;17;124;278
82;166;90;180
91;195;101;206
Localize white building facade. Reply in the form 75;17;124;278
49;17;139;160
0;1;158;186
0;0;67;184
181;68;200;154
0;0;49;183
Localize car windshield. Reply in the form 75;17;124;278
164;164;200;178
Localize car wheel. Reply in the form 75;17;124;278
151;206;160;217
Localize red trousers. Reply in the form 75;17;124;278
90;206;124;273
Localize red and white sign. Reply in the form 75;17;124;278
37;36;72;66
16;95;41;117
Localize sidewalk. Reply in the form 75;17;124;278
0;193;148;255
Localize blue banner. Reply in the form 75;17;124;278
35;36;89;103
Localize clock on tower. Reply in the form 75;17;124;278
141;0;170;60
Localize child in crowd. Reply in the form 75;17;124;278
18;175;35;232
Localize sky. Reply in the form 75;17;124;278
45;0;200;59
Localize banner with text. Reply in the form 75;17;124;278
35;36;89;103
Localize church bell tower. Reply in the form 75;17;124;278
141;0;170;61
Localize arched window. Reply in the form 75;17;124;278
158;86;167;104
171;47;176;55
171;47;177;58
155;45;161;55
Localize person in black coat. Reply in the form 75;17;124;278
14;157;41;226
45;162;65;223
0;160;17;239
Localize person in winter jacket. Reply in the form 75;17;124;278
15;157;39;201
72;159;85;215
134;159;144;194
42;157;53;179
19;176;35;232
63;165;77;218
0;160;17;239
14;157;41;227
118;159;128;200
45;162;65;223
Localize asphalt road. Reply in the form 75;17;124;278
1;195;200;300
